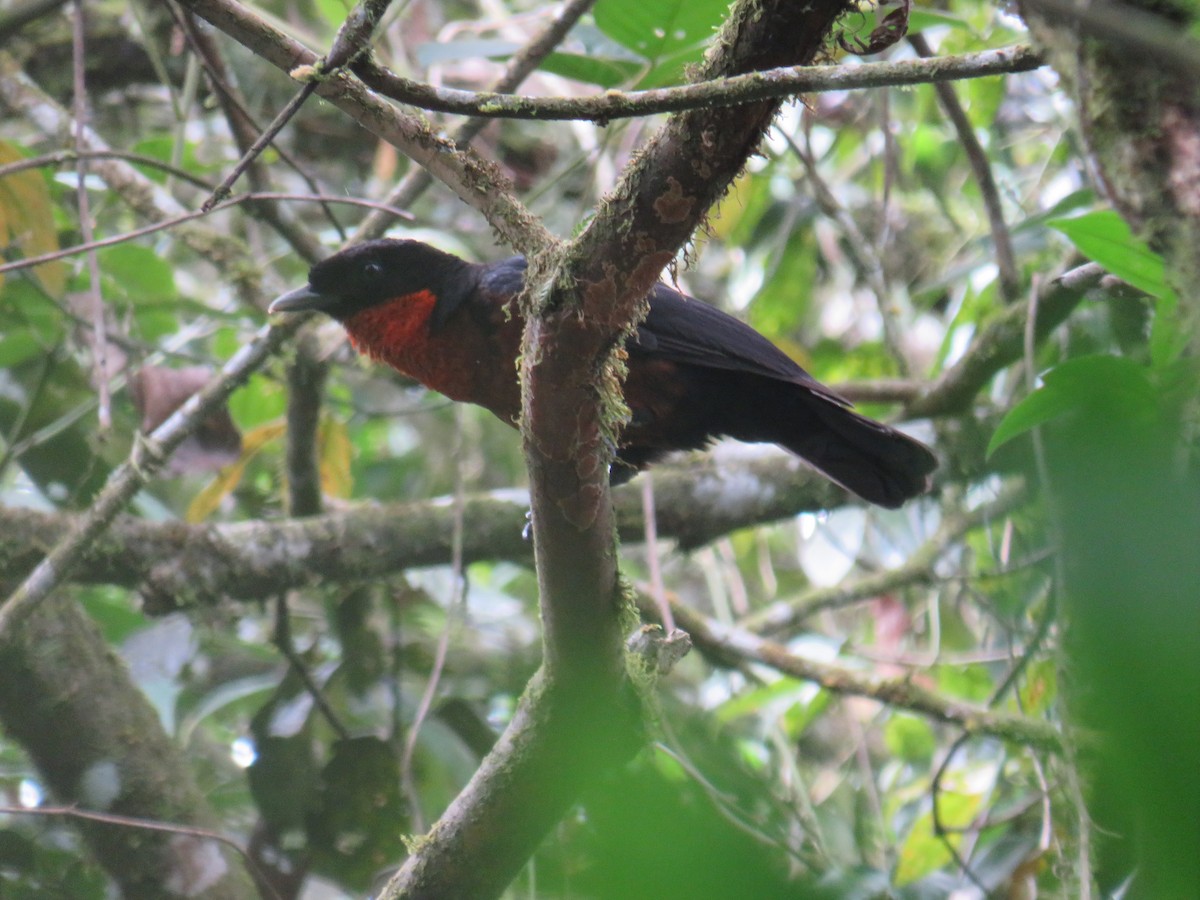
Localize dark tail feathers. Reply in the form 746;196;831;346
773;392;937;509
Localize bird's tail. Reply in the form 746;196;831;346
768;388;937;508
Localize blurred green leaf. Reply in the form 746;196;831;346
884;714;936;764
1049;210;1167;297
714;676;808;724
908;10;973;32
0;279;66;366
593;0;727;85
988;354;1157;456
933;663;993;702
538;51;642;88
228;372;287;429
749;232;818;343
99;244;175;303
0;140;65;295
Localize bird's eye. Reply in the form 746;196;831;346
363;262;383;279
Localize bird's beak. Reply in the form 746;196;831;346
269;285;330;314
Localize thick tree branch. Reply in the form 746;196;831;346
0;595;256;898
1020;0;1200;78
0;455;854;604
382;2;861;897
356;45;1043;122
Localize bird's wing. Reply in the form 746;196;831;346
477;256;528;299
479;261;849;409
636;284;851;408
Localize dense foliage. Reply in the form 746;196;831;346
0;0;1196;897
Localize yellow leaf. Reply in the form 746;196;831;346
186;421;286;522
318;416;354;499
0;141;65;294
894;783;989;884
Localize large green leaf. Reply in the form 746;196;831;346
594;0;728;85
539;51;642;88
99;244;175;304
1049;210;1167;298
988;354;1157;456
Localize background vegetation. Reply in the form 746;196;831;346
0;0;1197;897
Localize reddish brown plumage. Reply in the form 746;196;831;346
343;289;511;410
270;239;937;507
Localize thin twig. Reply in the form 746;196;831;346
71;0;111;430
0;192;411;277
177;0;552;256
400;406;470;830
0;803;281;900
0;56;262;303
355;45;1044;122
910;33;1020;305
273;594;351;741
202;85;317;210
641;473;674;632
201;0;393;210
170;3;341;251
930;567;1058;889
352;0;597;242
787;130;911;375
905;262;1105;418
642;592;1064;752
0;315;302;634
740;484;1026;635
0;149;212;189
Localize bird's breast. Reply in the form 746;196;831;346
342;291;520;419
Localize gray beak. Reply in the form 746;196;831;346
269;285;329;314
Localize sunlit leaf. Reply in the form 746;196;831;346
884;713;936;764
186;421;285;522
0;141;64;294
318;415;354;499
593;0;727;85
988;354;1157;456
714;676;809;724
0;280;66;365
99;244;175;304
1049;210;1167;298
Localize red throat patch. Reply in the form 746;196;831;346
344;290;437;365
341;290;475;402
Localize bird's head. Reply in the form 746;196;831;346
269;239;472;324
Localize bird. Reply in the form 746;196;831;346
269;239;936;508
